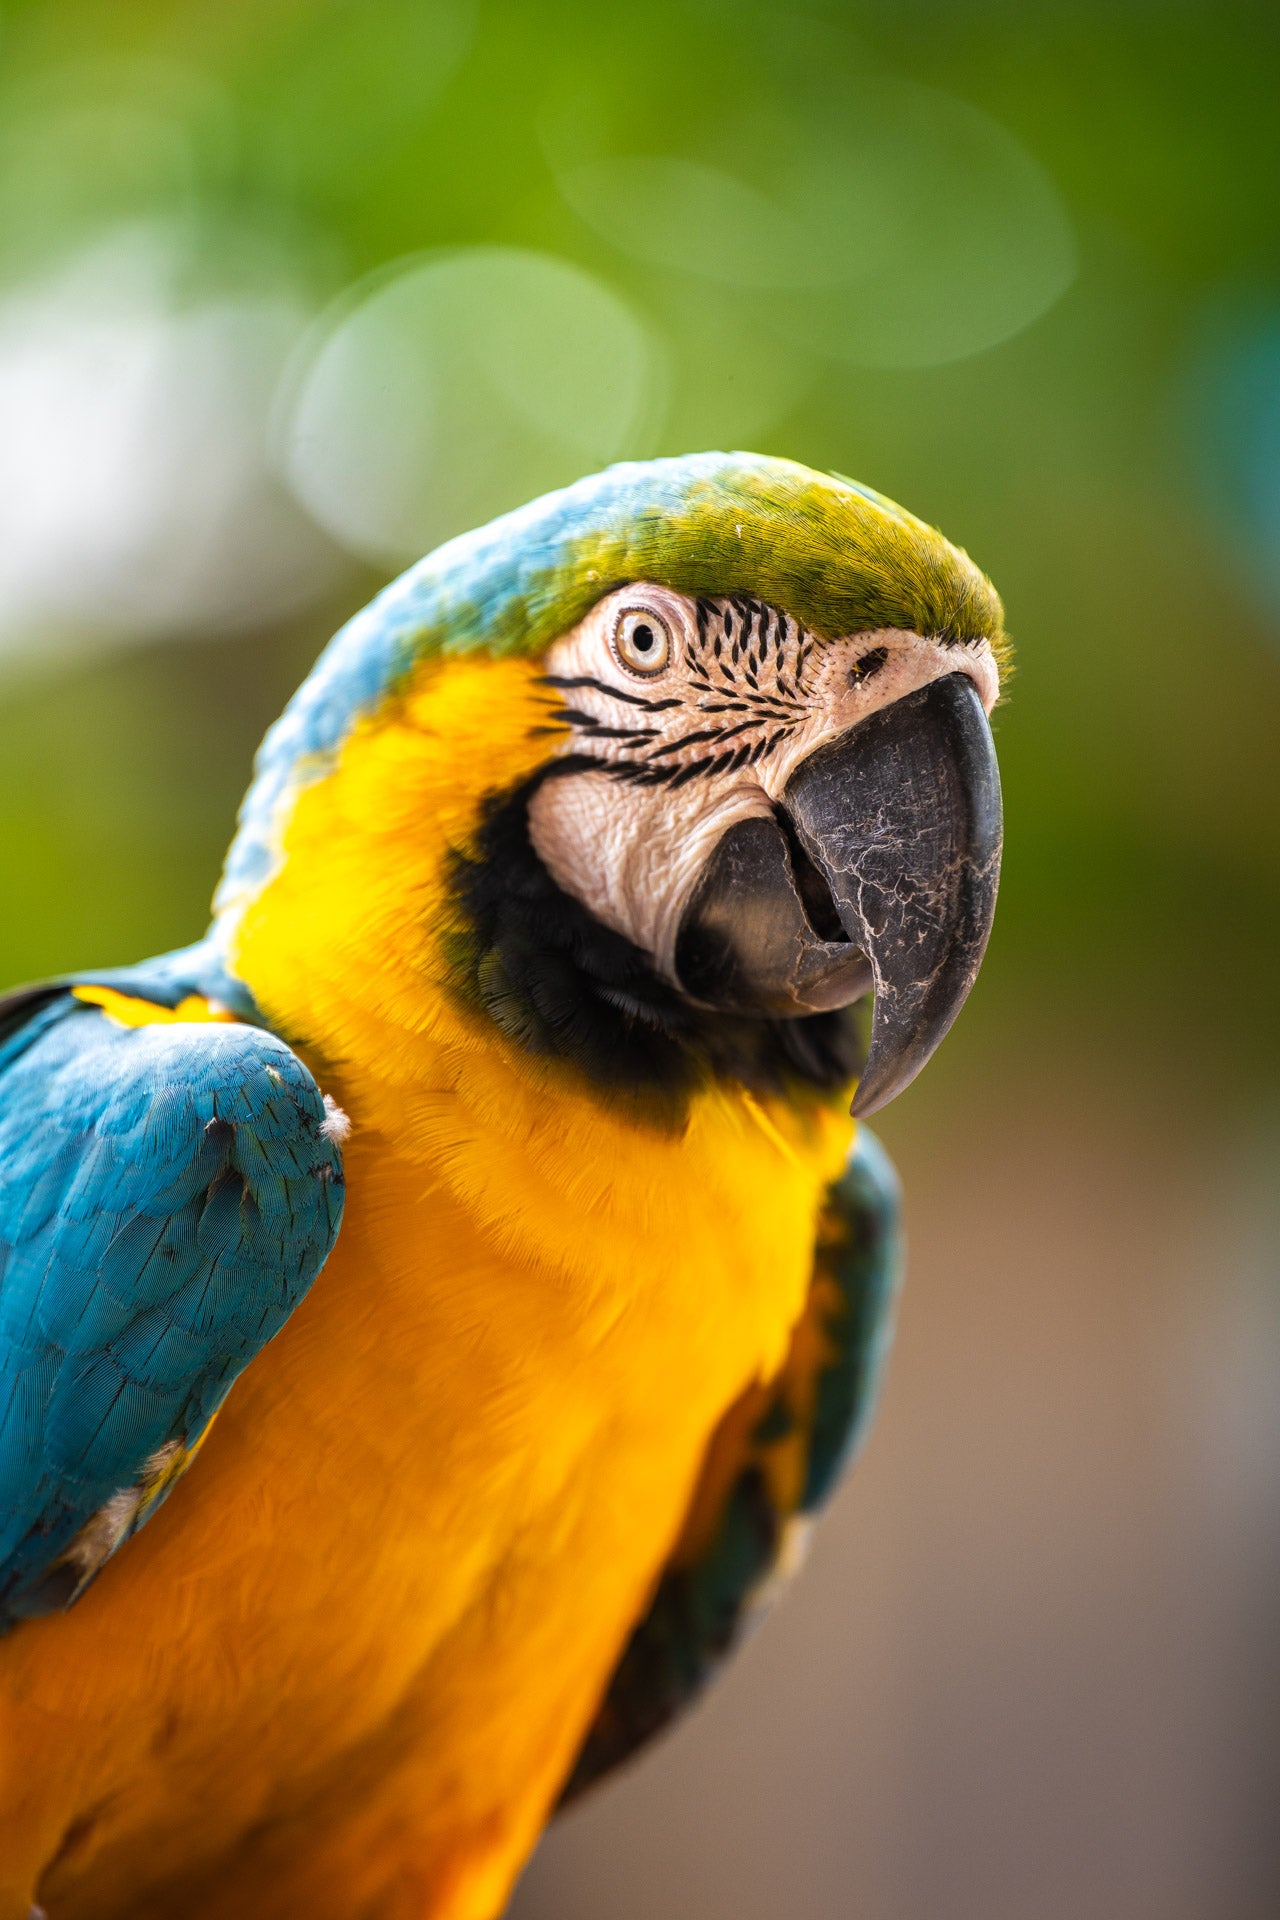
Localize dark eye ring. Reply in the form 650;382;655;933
613;607;673;677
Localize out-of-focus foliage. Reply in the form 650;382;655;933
1;0;1275;1108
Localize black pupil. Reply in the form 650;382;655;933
631;623;655;653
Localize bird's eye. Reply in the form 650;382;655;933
613;607;673;677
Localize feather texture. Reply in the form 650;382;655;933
561;1123;901;1799
0;994;343;1627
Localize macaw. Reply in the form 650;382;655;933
0;453;1004;1920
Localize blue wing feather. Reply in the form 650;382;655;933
800;1123;901;1510
0;988;344;1630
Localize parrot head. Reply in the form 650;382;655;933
216;453;1006;1118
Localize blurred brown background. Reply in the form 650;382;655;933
0;2;1276;1915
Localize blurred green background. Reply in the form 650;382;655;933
0;2;1276;1915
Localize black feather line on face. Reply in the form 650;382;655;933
539;674;683;713
667;748;717;779
446;771;859;1120
541;595;815;795
695;715;764;746
798;639;812;678
557;708;660;742
644;726;730;759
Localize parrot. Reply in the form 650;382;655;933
0;452;1005;1920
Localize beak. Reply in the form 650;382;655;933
674;673;1002;1115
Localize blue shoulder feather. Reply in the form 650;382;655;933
0;988;344;1630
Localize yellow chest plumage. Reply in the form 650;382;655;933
0;656;852;1920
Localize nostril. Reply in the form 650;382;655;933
771;805;851;945
848;646;888;687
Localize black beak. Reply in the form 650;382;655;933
674;673;1002;1116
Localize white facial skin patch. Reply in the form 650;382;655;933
527;584;1000;986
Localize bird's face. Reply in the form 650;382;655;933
527;584;1003;1114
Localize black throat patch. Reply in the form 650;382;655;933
446;768;861;1124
